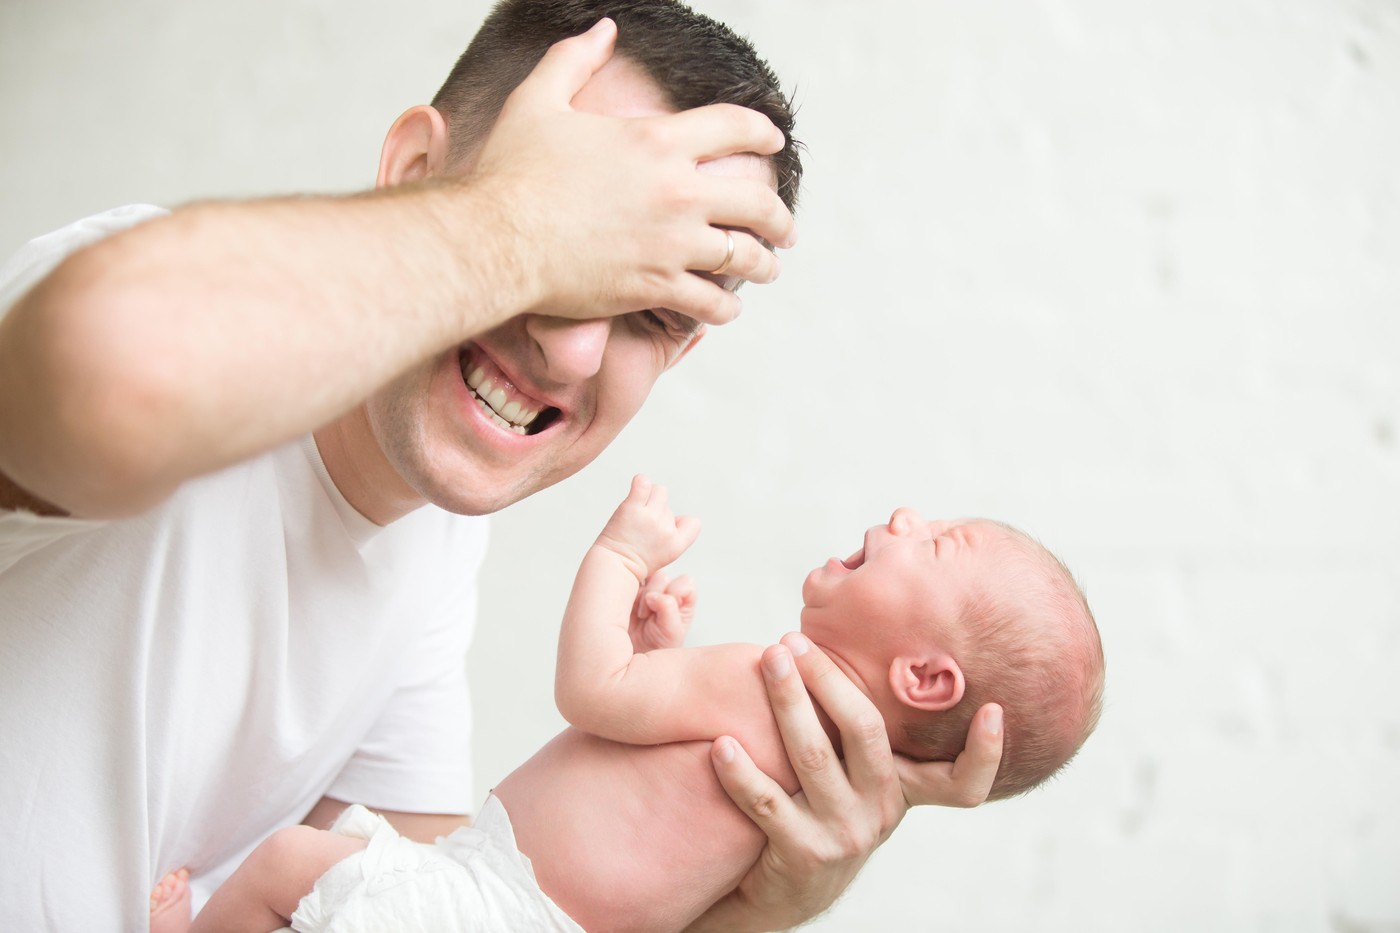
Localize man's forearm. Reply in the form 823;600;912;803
0;181;519;517
685;888;799;933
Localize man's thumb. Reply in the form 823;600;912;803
515;18;618;108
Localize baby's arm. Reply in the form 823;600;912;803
189;826;365;933
558;475;760;745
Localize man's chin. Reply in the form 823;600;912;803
418;469;560;518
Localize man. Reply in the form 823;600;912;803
0;2;1003;929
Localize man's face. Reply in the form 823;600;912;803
360;57;776;518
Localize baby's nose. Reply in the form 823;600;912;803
888;507;926;534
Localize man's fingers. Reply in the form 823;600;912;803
677;110;797;250
658;274;743;326
949;703;1004;804
895;703;1004;808
686;167;795;259
672;102;786;160
511;18;617;109
759;642;859;814
710;736;803;843
782;633;899;799
695;176;797;255
692;229;782;287
711;642;909;928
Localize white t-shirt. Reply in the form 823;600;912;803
0;207;489;931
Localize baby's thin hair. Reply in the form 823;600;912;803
902;523;1104;800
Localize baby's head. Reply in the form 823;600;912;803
800;510;1103;801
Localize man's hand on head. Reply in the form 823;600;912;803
464;17;796;329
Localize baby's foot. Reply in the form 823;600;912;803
149;868;191;933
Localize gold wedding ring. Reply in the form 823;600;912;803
709;230;736;276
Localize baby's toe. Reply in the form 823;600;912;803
149;869;192;933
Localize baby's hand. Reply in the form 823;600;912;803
631;571;697;652
597;475;701;582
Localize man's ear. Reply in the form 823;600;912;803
888;652;965;711
665;325;707;370
376;105;451;189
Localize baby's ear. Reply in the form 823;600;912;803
888;652;965;711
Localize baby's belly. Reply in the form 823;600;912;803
495;729;768;933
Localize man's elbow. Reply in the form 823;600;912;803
0;272;187;517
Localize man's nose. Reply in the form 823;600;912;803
524;315;611;383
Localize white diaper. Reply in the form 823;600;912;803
286;795;582;933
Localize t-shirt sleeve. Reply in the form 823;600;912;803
325;519;487;815
0;204;169;317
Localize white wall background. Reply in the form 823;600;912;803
3;0;1397;930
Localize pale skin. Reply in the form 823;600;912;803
0;15;1001;928
151;479;1004;932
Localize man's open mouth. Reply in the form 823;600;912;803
460;348;560;436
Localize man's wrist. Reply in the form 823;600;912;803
410;176;536;335
685;888;806;933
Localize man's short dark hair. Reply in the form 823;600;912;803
432;0;803;211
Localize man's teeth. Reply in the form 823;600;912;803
465;365;541;435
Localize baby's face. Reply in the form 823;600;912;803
800;509;997;656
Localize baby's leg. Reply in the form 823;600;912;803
191;825;367;933
150;868;191;933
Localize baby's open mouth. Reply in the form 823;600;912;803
841;548;865;570
460;348;559;436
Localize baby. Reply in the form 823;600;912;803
153;476;1104;932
